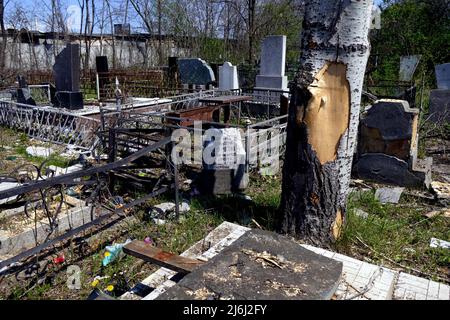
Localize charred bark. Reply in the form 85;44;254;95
278;0;373;245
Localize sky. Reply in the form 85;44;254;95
7;0;387;33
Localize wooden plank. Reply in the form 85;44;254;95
123;241;205;274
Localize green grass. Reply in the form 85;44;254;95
4;174;449;299
336;190;450;281
14;145;72;168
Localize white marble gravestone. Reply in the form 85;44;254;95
219;62;239;91
255;35;288;91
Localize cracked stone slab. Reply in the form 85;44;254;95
375;187;405;204
156;230;343;300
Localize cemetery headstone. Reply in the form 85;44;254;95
429;89;450;124
53;43;83;110
16;76;36;106
168;57;179;87
255;35;288;91
219;62;239;91
353;99;432;188
435;63;450;90
157;229;343;300
177;58;216;86
96;56;109;100
399;55;421;82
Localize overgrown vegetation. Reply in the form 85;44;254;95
369;0;450;111
0;126;72;175
336;190;449;282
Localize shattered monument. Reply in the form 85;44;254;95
353;99;432;188
16;76;36;106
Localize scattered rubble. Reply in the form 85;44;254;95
25;146;55;158
431;181;450;204
375;187;405;204
149;202;191;219
430;238;450;249
424;209;450;219
355;209;369;219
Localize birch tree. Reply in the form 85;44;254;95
279;0;373;245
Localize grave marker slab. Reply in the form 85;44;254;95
219;62;239;91
157;230;343;300
16;76;36;106
255;35;288;91
429;89;450;124
353;99;432;188
435;63;450;90
178;58;215;86
53;43;83;110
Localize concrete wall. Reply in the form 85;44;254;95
4;36;191;71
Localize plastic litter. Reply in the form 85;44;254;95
53;254;65;265
102;239;132;266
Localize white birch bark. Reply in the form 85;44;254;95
279;0;373;244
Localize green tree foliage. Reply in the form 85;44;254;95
370;0;450;87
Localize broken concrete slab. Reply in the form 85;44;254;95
431;181;450;204
157;230;343;300
430;238;450;249
26;146;55;158
355;209;369;219
48;164;83;176
0;182;20;205
0;206;94;257
424;208;450;219
149;202;190;219
375;187;405;204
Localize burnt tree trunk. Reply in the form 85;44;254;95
279;0;373;245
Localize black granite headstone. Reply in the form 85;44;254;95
429;89;450;124
53;43;81;92
53;43;83;110
55;91;84;110
96;56;109;74
96;56;110;100
168;56;178;87
16;76;36;106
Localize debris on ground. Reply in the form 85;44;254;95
102;239;132;267
430;238;450;249
424;208;450;219
431;181;450;204
149;202;191;219
375;187;405;204
25;146;55;158
355;209;369;219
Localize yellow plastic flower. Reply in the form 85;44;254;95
91;279;99;288
106;285;114;292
